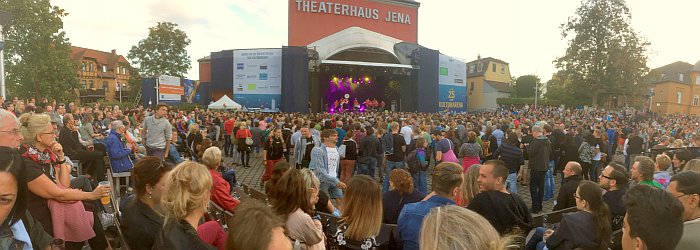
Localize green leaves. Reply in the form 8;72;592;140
513;75;541;99
555;0;649;106
1;0;79;100
127;22;191;78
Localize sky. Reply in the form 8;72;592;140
52;0;700;82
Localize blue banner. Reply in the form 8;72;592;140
438;84;466;112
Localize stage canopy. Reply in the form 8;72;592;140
208;95;242;110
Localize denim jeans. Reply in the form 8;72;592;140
357;157;377;177
525;227;549;250
223;135;232;156
167;145;183;164
383;160;405;192
506;172;518;194
412;171;427;194
222;168;237;193
544;160;555;200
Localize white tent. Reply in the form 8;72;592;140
208;95;242;110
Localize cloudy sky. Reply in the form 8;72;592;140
52;0;700;82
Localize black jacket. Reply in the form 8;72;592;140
468;191;533;235
546;211;600;250
58;126;86;158
528;136;551;172
122;199;163;250
553;175;583;211
153;219;215;250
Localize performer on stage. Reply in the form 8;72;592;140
353;98;360;110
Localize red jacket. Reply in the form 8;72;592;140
223;119;235;135
209;169;240;212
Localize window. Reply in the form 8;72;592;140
679;73;684;82
102;65;107;73
501;65;505;73
661;73;666;79
696;76;700;85
123;68;126;75
492;63;496;72
103;81;109;92
80;80;87;89
470;81;474;90
116;67;120;75
694;95;699;107
477;63;483;72
89;80;94;89
677;91;682;104
89;63;94;72
469;64;475;74
81;63;86;71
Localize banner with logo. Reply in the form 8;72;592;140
158;75;183;102
233;49;282;111
438;54;467;112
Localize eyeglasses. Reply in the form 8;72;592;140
574;194;582;200
675;194;690;199
600;174;614;180
0;128;21;136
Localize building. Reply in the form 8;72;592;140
70;46;133;103
466;56;513;111
649;61;700;115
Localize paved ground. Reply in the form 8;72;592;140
222;149;624;215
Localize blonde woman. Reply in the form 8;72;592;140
332;175;393;249
269;169;324;250
154;161;216;250
420;205;515;250
456;164;481;207
300;168;339;217
683;159;700;173
18;113;112;250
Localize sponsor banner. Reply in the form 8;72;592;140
184;79;200;103
158;75;182;101
438;54;467;112
234;94;282;111
233;49;282;111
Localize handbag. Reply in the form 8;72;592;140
442;140;460;164
245;129;254;146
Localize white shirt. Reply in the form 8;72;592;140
401;126;413;145
326;147;340;179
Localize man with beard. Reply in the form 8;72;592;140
600;162;629;231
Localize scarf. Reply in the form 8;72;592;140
20;144;59;174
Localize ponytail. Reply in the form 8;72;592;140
592;202;611;249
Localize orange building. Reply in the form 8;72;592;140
70;46;134;103
649;61;700;115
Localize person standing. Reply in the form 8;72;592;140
528;125;551;214
223;115;235;157
492;131;524;194
340;129;357;183
235;122;253;168
293;126;321;169
142;103;172;160
383;122;406;192
310;129;346;207
358;126;379;177
262;128;286;183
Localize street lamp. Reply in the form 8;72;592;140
0;10;14;100
118;82;126;103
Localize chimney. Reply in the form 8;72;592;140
111;49;116;55
477;54;481;60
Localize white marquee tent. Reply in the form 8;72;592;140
207;95;242;110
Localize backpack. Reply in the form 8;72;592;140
382;133;394;155
406;148;428;174
482;135;493;158
578;141;594;163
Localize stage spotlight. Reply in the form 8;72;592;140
333;76;339;83
364;76;370;82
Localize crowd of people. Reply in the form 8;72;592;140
0;96;699;250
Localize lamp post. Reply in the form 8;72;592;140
0;10;14;100
118;82;126;103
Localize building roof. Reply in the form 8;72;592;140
485;80;513;93
70;46;131;69
649;61;693;84
466;57;509;77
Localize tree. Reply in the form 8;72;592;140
1;0;78;100
128;22;191;78
513;75;541;98
555;0;649;106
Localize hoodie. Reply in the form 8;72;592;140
468;191;533;235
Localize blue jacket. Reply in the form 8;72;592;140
397;195;455;250
309;145;345;186
105;130;134;173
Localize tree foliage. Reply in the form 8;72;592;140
1;0;78;100
555;0;649;106
513;75;541;98
128;22;191;78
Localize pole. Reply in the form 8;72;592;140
118;81;122;103
0;25;5;100
534;79;538;109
